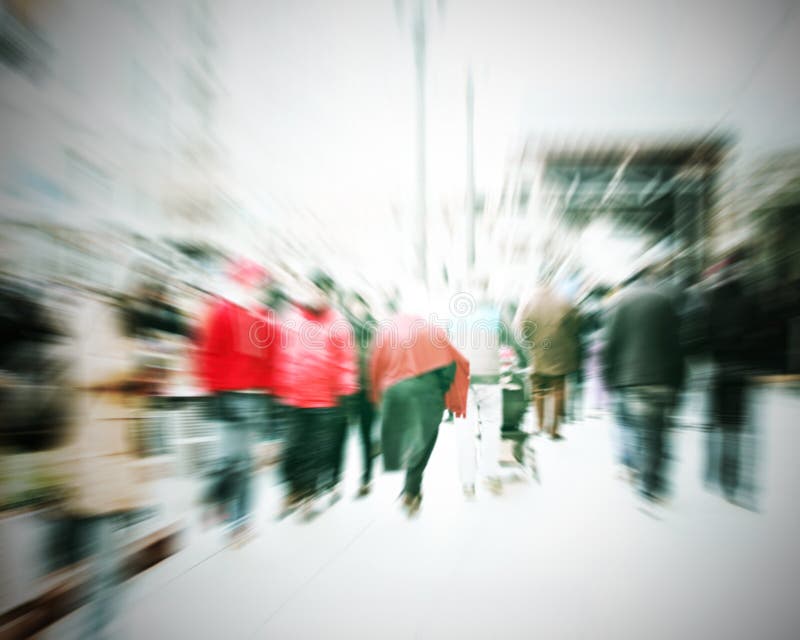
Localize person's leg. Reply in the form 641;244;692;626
568;370;582;422
720;426;740;498
615;388;639;476
81;515;123;639
476;384;503;484
223;394;256;530
306;409;330;500
707;374;725;490
456;387;479;493
403;385;445;498
281;407;309;503
637;389;669;499
263;394;275;440
531;375;546;434
380;382;413;473
565;372;574;422
358;390;375;487
551;376;566;438
217;394;241;526
403;423;440;498
271;399;289;442
328;407;349;493
719;375;745;499
639;420;662;498
238;395;260;526
623;387;651;494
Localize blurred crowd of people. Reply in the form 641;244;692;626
2;239;799;638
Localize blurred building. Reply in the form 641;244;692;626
740;151;800;282
479;135;730;298
0;0;231;284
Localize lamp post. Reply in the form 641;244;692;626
466;67;475;274
397;0;443;287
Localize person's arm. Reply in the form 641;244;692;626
511;300;537;358
665;302;686;390
602;303;619;389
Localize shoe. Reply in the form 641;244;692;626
635;491;666;519
400;492;422;517
551;433;565;441
529;461;541;484
277;494;303;520
639;489;667;507
462;483;476;499
355;483;371;499
615;465;634;483
229;524;256;549
301;499;321;522
485;477;503;495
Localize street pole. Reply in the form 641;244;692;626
414;0;428;285
465;68;475;275
397;0;442;287
412;0;428;286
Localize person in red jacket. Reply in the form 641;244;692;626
195;258;272;542
370;313;469;516
277;271;358;519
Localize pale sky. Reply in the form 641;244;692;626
215;0;800;270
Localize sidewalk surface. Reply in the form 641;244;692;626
48;386;800;639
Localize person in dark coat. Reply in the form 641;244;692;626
342;291;378;497
603;269;685;502
706;251;758;505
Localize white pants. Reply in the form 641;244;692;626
457;383;503;485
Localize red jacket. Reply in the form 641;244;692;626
195;298;276;393
273;305;359;409
370;314;470;417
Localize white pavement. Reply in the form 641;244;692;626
71;387;800;639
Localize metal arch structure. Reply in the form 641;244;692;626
523;136;731;276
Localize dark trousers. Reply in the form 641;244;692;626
328;409;349;490
263;394;291;441
328;391;377;488
356;390;376;484
282;407;336;500
380;372;445;498
357;390;375;484
616;386;674;499
404;423;440;497
709;373;747;497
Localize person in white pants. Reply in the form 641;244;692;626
450;278;505;497
458;380;503;496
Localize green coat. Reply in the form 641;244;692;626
380;365;451;471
